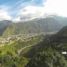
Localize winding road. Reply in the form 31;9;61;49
18;45;35;55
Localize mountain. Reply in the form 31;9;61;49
0;20;12;35
57;26;67;36
3;16;65;36
25;26;67;67
51;15;67;26
0;18;67;67
50;26;67;43
0;15;67;37
0;34;43;67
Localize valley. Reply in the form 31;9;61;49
0;16;67;67
0;33;44;67
0;0;67;66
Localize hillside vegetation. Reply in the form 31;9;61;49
0;35;43;67
26;26;67;67
0;26;67;67
3;17;62;36
0;16;67;67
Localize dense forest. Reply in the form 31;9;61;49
0;26;67;67
0;16;67;67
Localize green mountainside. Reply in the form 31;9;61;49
0;16;67;37
2;16;67;36
26;26;67;67
0;16;67;67
0;35;44;67
0;20;12;35
0;25;67;67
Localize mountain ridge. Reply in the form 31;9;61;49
0;15;67;36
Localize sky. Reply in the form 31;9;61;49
0;0;67;21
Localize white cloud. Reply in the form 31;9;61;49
14;16;20;22
44;0;67;17
0;0;67;21
0;6;12;21
20;6;44;18
15;0;67;21
0;9;11;20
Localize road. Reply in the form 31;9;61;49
18;45;35;55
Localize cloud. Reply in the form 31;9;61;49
44;0;67;17
20;6;44;18
13;6;44;21
0;10;11;20
0;0;66;21
14;0;67;21
0;6;12;21
14;16;20;22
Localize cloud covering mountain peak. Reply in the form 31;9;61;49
0;0;67;21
